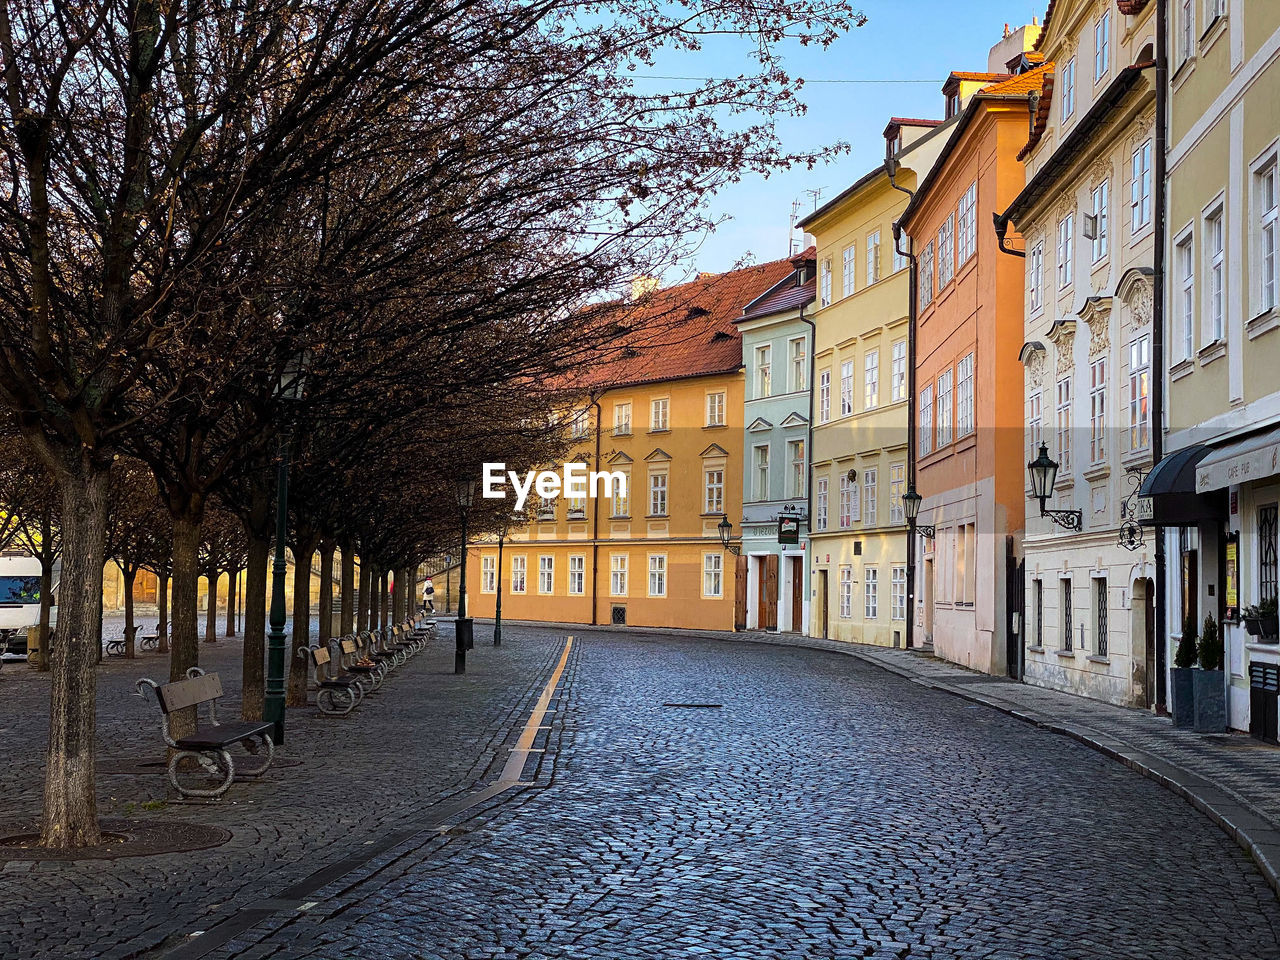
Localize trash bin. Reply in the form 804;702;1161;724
1249;662;1278;743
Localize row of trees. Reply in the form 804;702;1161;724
0;0;862;847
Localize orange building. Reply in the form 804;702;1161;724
464;259;793;630
898;56;1047;675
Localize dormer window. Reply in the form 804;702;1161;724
946;93;960;118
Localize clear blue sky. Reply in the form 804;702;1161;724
667;0;1045;274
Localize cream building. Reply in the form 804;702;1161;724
999;0;1158;707
798;119;947;646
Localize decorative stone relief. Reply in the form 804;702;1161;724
1028;350;1046;389
1128;281;1152;327
1046;319;1076;376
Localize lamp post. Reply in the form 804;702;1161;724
454;478;475;673
717;514;741;556
493;514;509;647
902;486;934;540
264;352;308;745
1027;443;1083;531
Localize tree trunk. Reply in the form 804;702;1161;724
156;573;170;654
287;543;314;707
40;467;110;849
169;513;203;740
357;560;371;632
318;542;334;647
380;568;389;630
225;567;238;637
391;566;403;623
340;544;355;637
242;533;270;721
203;567;219;643
123;563;137;658
35;547;53;673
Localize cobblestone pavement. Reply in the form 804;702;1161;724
189;633;1280;960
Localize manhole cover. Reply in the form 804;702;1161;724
0;818;232;861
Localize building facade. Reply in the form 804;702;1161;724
798;120;948;646
734;251;816;633
899;40;1044;674
463;260;793;631
1001;0;1158;707
1148;0;1280;733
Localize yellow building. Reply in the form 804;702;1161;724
797;118;948;645
464;259;794;630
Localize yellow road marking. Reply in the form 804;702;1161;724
498;636;573;785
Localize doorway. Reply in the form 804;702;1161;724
923;558;935;643
789;557;803;632
1132;577;1156;709
817;570;829;639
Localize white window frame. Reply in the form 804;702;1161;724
511;555;527;594
1057;214;1074;289
1028;391;1043;465
842;244;856;298
650;397;669;431
815;477;829;531
648;472;668;517
789;336;807;392
568;555;585;596
864;349;879;410
840;360;854;416
838;474;854;528
1131;140;1153;233
937;215;955;288
1062;57;1076;119
863;467;877;527
610;554;628;597
866;230;881;285
1091;180;1109;263
1129;334;1150;451
818;369;831;423
788;439;806;499
1256;154;1278;317
919;385;933;457
891;339;907;403
864;566;878;620
1205;203;1225;343
889;463;905;525
538;555;554;595
1029;243;1044;315
1176;227;1195;361
704;468;724;515
936;368;953;448
706;391;726;427
613;401;632;436
820;258;832;307
753;444;770;502
1094;12;1110;83
703;553;723;598
1056;376;1073;473
647;554;667;598
838;565;853;619
755;343;772;398
1089;357;1107;466
891;565;907;621
957;353;974;439
957;183;977;265
481;555;497;593
920;241;935;308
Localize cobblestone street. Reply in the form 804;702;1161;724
6;627;1272;959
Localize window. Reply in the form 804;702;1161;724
1056;377;1072;472
570;411;589;439
788;440;806;498
867;230;881;284
864;349;879;410
1089;358;1107;465
614;402;632;436
1180;0;1194;61
1093;577;1109;657
650;397;669;431
1028;391;1043;463
865;567;879;620
920;241;935;308
704;469;724;515
1206;0;1225;22
538;496;556;520
610;555;628;596
1033;579;1044;647
756;344;772;398
840;360;854;416
954;523;976;606
538;556;554;594
891;340;907;402
568;494;586;518
818;369;831;423
1094;12;1110;82
1091;180;1109;262
815;477;829;531
703;553;723;598
481;555;497;593
568;556;585;596
839;565;853;618
754;445;770;501
936;368;953;447
1131;140;1152;232
820;258;832;307
957;183;977;265
1057;214;1074;289
1061;579;1073;651
1177;231;1195;360
789;337;807;392
612;475;630;517
648;555;666;597
838;474;854;528
1129;335;1150;450
842;244;856;297
511;556;527;594
649;473;668;516
1259;161;1278;314
957;353;974;439
891;566;906;621
1261;505;1279;604
892;239;909;274
863;467;877;526
1206;206;1224;342
937;215;955;287
1062;57;1076;118
889;463;905;524
706;391;726;426
1029;243;1044;314
946;92;960;118
919;385;933;457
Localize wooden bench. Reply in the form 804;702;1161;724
298;643;366;716
135;668;275;799
105;625;140;657
140;632;161;652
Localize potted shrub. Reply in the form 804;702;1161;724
1242;597;1279;642
1194;613;1226;733
1171;611;1198;729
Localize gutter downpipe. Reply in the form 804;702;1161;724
591;397;602;626
1153;0;1169;713
798;300;815;635
888;158;916;649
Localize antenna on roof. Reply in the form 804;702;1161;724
805;187;826;211
789;198;803;256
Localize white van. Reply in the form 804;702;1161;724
0;553;56;660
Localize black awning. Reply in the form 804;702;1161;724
1139;444;1212;496
1138;444;1224;527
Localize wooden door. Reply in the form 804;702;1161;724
755;560;767;629
734;554;748;630
790;558;803;632
819;571;829;639
764;555;779;631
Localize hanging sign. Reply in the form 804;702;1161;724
777;516;800;545
1225;533;1239;621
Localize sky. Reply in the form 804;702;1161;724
662;0;1047;274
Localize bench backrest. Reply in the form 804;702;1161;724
340;638;357;655
311;646;332;666
156;672;222;714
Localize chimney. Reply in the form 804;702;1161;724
630;275;660;301
988;21;1042;73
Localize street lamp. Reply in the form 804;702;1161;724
493;514;510;648
717;515;741;556
264;351;309;745
902;486;934;540
454;478;475;673
1027;443;1083;531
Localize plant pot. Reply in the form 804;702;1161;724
1193;669;1227;733
1171;667;1196;728
1265;614;1279;638
1245;617;1264;637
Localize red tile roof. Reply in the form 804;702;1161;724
946;71;1013;86
983;62;1054;97
578;258;796;390
1017;70;1055;161
888;117;944;128
789;244;816;267
740;275;815;321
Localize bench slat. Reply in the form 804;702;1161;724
157;673;223;714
